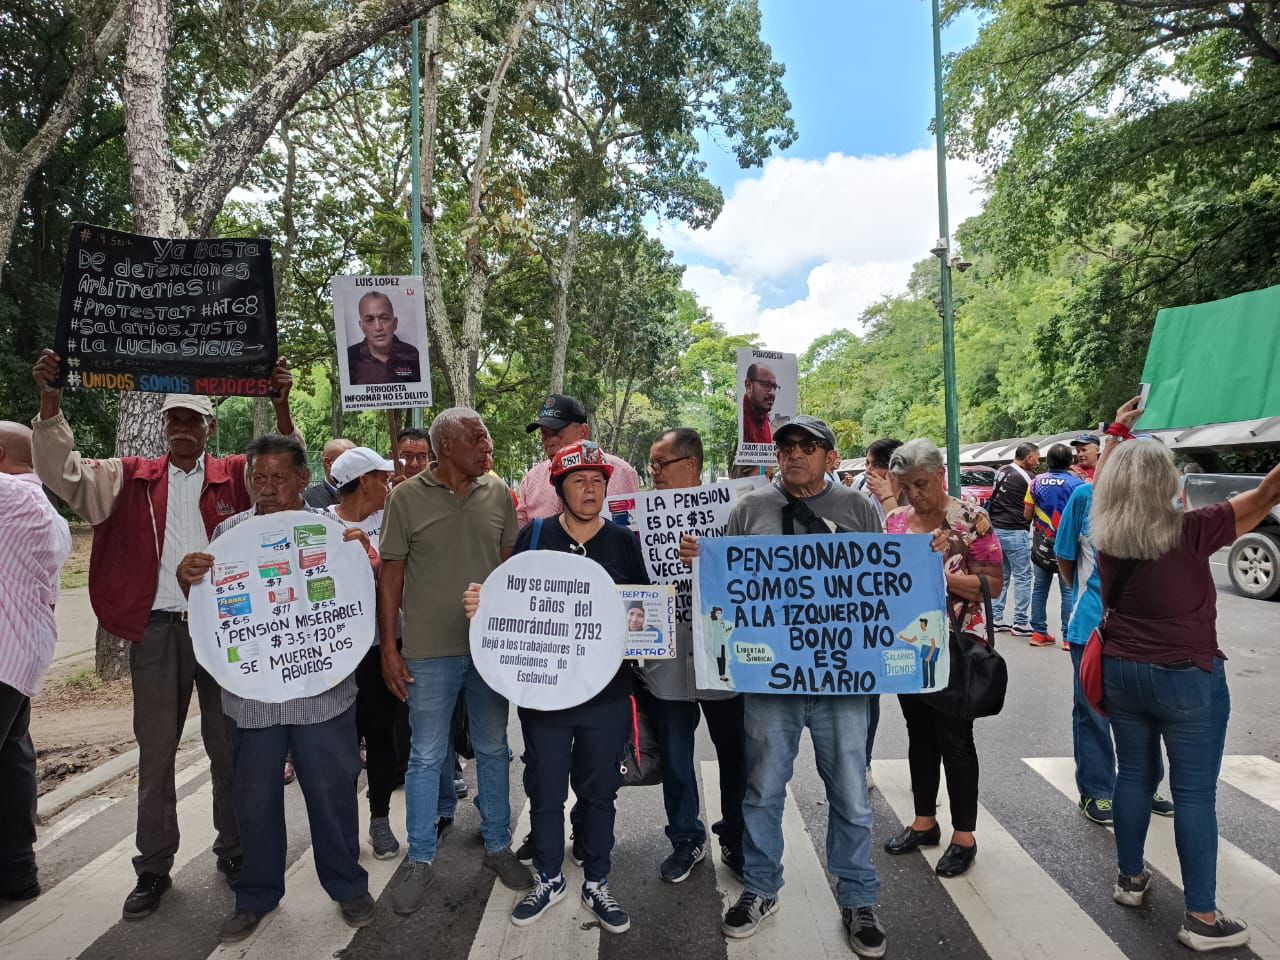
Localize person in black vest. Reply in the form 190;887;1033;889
988;441;1039;637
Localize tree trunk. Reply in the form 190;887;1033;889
547;205;582;394
612;372;635;451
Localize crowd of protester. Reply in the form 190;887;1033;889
4;348;1280;957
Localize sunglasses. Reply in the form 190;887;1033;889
775;438;829;455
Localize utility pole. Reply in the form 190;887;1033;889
931;0;961;496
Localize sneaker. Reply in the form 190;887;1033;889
843;905;887;958
1151;792;1175;817
122;872;172;920
0;878;40;901
722;891;778;939
660;841;706;883
510;871;567;927
581;880;630;934
571;830;586;867
218;909;264;943
483;848;534;890
391;861;433;915
436;816;453;841
370;816;400;859
1060;639;1070;650
719;840;745;881
340;892;376;928
1081;797;1114;825
515;832;534;866
866;766;876;791
1177;912;1250;952
993;622;1013;634
1029;632;1057;647
1113;869;1151;907
454;777;468;798
1010;625;1034;638
216;855;243;886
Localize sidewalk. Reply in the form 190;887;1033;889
52;586;96;666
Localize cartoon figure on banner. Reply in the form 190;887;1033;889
703;605;734;687
896;612;945;690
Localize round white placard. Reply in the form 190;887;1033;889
189;510;375;702
469;550;625;710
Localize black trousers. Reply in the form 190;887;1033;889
0;682;37;889
232;705;367;913
899;694;979;832
519;697;630;882
355;647;409;818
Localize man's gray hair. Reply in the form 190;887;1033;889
429;406;485;453
889;438;945;476
1091;439;1183;560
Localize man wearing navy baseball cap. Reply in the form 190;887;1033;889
1070;434;1100;482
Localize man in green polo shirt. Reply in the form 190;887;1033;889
378;406;532;914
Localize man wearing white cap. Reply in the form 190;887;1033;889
29;347;296;921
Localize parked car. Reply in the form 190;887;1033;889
954;466;996;507
1181;472;1280;600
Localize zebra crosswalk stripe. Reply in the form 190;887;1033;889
874;758;1128;960
1025;755;1280;959
1219;755;1280;815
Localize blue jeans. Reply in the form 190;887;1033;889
1068;644;1115;800
1103;656;1229;913
1031;563;1073;636
992;528;1032;626
404;657;510;863
741;694;877;908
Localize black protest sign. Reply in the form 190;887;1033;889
54;223;277;396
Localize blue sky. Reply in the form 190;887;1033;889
665;1;987;351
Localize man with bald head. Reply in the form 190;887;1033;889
304;438;356;508
0;421;34;475
742;363;779;445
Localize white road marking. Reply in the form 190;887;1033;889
1219;755;1280;815
876;758;1127;960
1026;756;1280;959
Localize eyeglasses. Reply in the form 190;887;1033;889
647;455;693;474
776;438;828;456
748;378;780;392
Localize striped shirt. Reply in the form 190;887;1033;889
212;505;357;729
154;458;208;612
0;473;72;696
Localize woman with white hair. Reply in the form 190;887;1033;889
1090;397;1280;953
879;438;1003;879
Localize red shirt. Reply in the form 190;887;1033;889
1098;502;1236;671
742;395;772;444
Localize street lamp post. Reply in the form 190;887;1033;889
931;0;961;497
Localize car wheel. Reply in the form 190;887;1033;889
1227;531;1280;601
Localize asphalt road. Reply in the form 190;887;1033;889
4;553;1278;960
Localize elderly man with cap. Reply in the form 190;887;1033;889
681;415;887;957
1070;434;1100;482
517;394;639;526
29;347;296;921
304;437;357;507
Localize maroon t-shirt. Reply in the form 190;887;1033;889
1098;502;1236;671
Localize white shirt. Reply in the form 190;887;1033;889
327;505;390;646
153;457;209;612
0;473;72;695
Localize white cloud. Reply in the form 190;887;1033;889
666;148;986;354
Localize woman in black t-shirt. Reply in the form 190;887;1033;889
464;440;647;935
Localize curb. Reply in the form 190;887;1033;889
37;715;203;823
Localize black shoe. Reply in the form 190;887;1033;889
1177;912;1250;952
219;909;264;943
660;841;706;883
515;832;535;866
436;816;454;840
935;842;977;878
123;872;172;920
453;778;468;799
570;830;585;867
883;824;941;855
719;840;745;881
340;892;377;928
216;856;244;886
843;905;887;958
0;878;40;901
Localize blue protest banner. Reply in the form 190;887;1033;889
692;532;948;695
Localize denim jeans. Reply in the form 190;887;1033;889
404;657;510;863
992;528;1032;626
1103;656;1229;913
1031;563;1073;636
1068;644;1116;801
741;694;877;908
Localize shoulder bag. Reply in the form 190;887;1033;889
1078;558;1138;717
917;574;1009;719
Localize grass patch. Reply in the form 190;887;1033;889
65;665;103;690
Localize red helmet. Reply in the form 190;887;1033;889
549;440;613;484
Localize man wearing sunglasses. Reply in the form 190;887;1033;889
741;364;780;445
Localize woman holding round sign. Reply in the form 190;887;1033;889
464;440;648;934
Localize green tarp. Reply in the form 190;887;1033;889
1138;284;1280;431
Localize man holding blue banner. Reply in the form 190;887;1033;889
684;415;889;958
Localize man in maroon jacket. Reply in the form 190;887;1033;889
30;348;296;921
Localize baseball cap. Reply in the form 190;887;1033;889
160;394;214;416
330;446;395;486
526;394;588;433
775;415;837;450
1070;434;1100;447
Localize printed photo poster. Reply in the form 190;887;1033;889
692;532;948;695
735;348;798;466
618;585;677;659
332;275;432;412
54;223;277;396
188;511;376;703
470;551;626;710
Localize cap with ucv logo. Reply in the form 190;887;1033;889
526;393;589;433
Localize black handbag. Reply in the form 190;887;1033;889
620;694;662;787
915;574;1008;719
1031;526;1058;572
